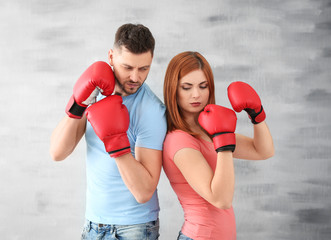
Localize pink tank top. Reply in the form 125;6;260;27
163;130;236;240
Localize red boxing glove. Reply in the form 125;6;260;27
66;61;115;119
85;95;131;158
198;104;237;152
227;81;266;124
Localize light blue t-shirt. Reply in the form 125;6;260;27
84;83;167;225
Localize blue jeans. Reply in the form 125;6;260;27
81;219;160;240
177;231;194;240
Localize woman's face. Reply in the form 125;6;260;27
177;69;210;117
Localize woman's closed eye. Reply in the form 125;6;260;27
182;86;191;90
181;84;208;90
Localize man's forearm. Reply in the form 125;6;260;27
50;116;86;161
115;151;161;204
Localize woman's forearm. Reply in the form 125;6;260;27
253;121;275;159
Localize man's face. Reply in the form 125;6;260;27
109;46;153;96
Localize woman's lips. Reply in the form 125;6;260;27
190;102;201;107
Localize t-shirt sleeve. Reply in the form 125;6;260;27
163;131;201;161
135;102;167;151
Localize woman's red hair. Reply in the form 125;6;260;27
163;51;215;136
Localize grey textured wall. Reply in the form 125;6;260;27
1;0;330;239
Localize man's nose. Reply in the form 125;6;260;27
130;69;139;82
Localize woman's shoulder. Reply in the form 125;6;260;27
165;129;196;141
163;130;201;160
164;130;201;150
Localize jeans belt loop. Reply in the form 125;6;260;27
87;220;92;232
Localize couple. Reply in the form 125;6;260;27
50;23;274;240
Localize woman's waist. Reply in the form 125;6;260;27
181;206;236;240
182;203;235;221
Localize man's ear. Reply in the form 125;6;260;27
108;49;114;66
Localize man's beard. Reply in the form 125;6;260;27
118;80;142;95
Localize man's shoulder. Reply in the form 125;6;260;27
138;84;165;110
141;84;162;100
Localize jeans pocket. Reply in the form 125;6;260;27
81;228;87;240
81;221;91;240
146;219;160;240
177;231;194;240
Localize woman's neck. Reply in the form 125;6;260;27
184;113;212;142
184;113;199;128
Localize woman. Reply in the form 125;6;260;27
162;51;274;240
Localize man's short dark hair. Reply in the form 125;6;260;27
114;23;155;56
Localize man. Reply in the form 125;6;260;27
50;23;167;240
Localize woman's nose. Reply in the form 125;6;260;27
192;87;201;98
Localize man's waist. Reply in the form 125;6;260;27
86;218;159;228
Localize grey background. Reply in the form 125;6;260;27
1;0;330;239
